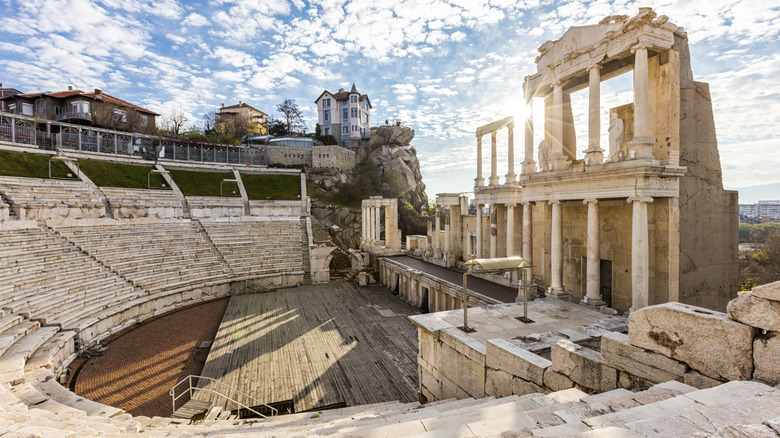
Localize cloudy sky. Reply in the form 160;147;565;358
2;0;778;200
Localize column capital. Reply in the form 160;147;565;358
523;200;536;206
491;131;497;139
506;203;516;208
631;42;649;53
508;122;515;130
588;63;601;72
583;198;598;205
627;195;654;204
548;199;561;206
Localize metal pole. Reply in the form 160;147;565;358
523;268;528;320
462;270;469;330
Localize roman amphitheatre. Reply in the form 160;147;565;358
0;9;779;438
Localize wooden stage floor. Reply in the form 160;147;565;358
195;282;421;413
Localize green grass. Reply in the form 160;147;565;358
168;168;238;197
0;149;76;179
78;160;169;189
241;173;301;201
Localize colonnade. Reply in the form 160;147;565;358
471;196;653;309
479;44;656;182
361;197;401;252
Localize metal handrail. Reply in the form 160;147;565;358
170;375;278;418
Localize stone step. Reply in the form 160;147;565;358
0;325;59;385
0;321;40;357
0;313;23;333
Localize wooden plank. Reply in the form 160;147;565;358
196;283;421;413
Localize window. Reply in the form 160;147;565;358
55;106;63;115
351;95;357;103
35;99;45;115
323;110;329;122
342;126;348;135
323;98;331;108
8;103;16;113
352;124;357;132
140;114;148;127
70;100;89;114
343;109;348;120
324;127;330;135
113;109;127;122
22;103;33;116
351;108;357;117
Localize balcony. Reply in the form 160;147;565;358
55;111;92;122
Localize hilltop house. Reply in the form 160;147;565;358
216;102;268;135
0;86;158;134
315;83;371;147
0;83;22;113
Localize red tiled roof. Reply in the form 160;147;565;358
10;89;159;116
315;90;371;108
219;102;268;116
82;91;159;116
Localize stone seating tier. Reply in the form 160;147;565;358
201;219;305;277
55;222;233;296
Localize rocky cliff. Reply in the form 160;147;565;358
308;124;429;249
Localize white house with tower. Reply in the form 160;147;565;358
315;83;371;146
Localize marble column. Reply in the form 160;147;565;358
444;207;451;254
374;205;381;245
489;132;500;185
522;202;533;266
489;204;497;258
506;203;516;257
476;203;483;258
368;205;374;248
549;200;567;298
629;44;654;159
505;124;516;183
583;199;605;305
522;103;536;174
629;196;652;311
434;205;441;255
361;206;367;246
549;81;567;170
585;65;604;165
475;135;484;187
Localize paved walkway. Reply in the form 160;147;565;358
388;256;519;303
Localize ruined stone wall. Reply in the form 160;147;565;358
266;145;312;168
676;36;739;311
311;145;355;172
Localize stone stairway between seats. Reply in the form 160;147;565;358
1;311;779;438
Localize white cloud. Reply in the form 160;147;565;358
182;12;210;27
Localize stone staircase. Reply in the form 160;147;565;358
1;308;779;438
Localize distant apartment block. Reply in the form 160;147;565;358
315;83;371;146
739;200;780;219
217;102;268;134
0;86;158;134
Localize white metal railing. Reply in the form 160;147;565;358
169;375;278;419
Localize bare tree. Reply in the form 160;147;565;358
276;99;305;135
160;108;189;137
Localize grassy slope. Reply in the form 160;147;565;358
168;168;237;197
78;160;169;189
0;149;75;179
241;173;300;201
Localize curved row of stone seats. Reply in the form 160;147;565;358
0;176;105;220
201;219;305;278
100;187;183;219
54;220;233;297
0;227;145;344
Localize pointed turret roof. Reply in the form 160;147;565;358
350;83;358;93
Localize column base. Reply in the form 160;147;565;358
584;148;604;166
488;176;500;186
474;177;485;187
549;155;569;170
434;249;443;259
547;287;569;300
628;137;654;159
504;172;517;184
521;160;536;175
580;297;606;307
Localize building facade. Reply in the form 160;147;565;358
739;201;780;220
424;9;738;314
0;87;158;134
216;102;268;135
315;83;371;146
